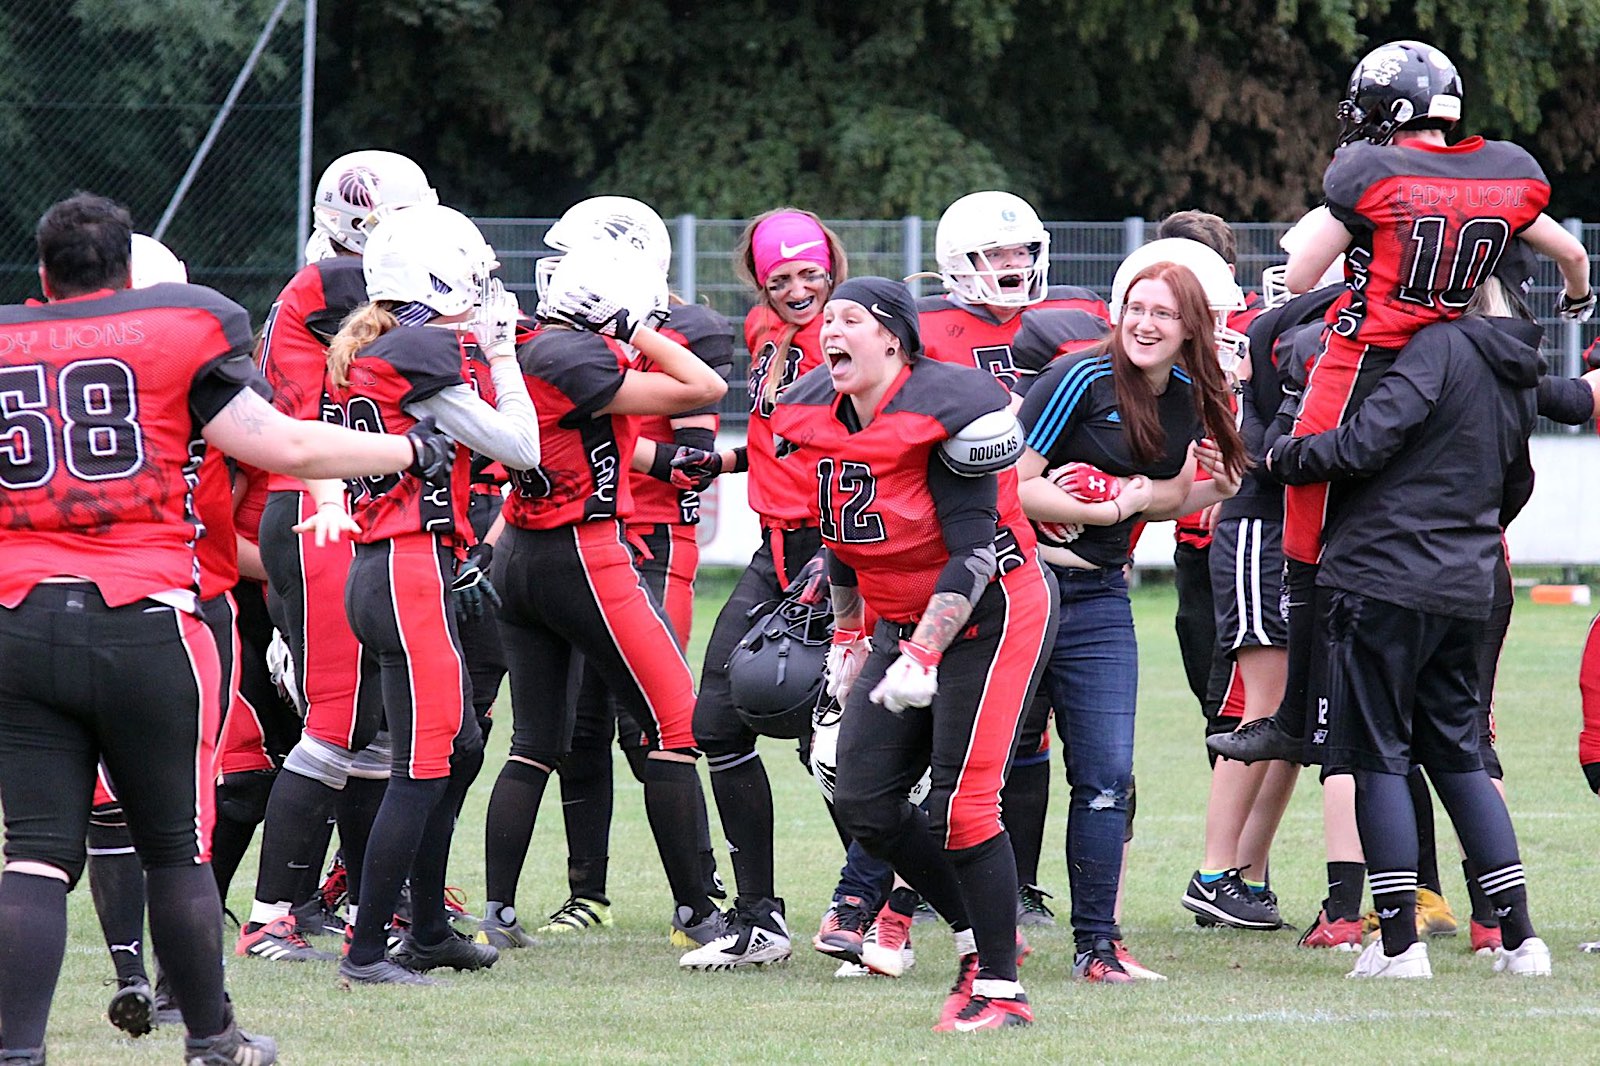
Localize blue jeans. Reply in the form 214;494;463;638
1044;565;1138;945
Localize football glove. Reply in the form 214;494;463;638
1558;289;1597;323
451;543;501;621
825;627;871;701
1585;762;1600;795
265;629;304;716
472;278;522;359
870;641;941;714
782;552;829;606
1053;462;1120;503
669;446;724;488
1034;519;1084;547
405;415;455;483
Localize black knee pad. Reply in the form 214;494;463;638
217;771;277;827
833;792;911;857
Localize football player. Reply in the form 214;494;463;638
770;276;1056;1030
0;191;449;1066
238;149;441;963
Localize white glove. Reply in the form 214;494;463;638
825;628;871;701
537;246;667;344
266;629;304;717
869;641;941;714
1558;289;1597;323
473;278;521;358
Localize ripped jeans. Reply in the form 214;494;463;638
1044;564;1138;946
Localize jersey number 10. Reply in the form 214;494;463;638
1395;215;1511;309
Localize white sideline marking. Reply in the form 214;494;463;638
1174;1006;1600;1026
1137;810;1581;825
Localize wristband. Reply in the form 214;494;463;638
648;442;676;483
832;627;865;646
897;639;942;668
730;447;750;474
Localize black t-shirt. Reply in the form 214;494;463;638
1018;348;1201;568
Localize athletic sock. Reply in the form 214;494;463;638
1368;868;1420;954
1198;869;1227;883
1462;858;1497;926
335;775;387;907
0;871;69;1049
1408;767;1442;893
642;757;714;919
483;759;551;909
1428;769;1529;945
706;751;775;900
1001;757;1050;886
1477;863;1534;949
406;769;474;946
558;745;614;901
250;768;339;910
690;769;722;899
886;885;920;918
951;833;1020;982
349;776;449;966
145;864;227;1037
1324;861;1366;921
87;838;149;983
209;799;264;905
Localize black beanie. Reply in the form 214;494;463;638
830;276;922;358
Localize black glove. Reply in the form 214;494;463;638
451;543;501;621
405;415;455;483
669;446;723;490
782;551;829;606
1558;289;1597;323
1584;342;1600;372
1584;761;1600;795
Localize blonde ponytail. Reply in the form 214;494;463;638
327;302;399;388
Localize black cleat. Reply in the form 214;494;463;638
183;1012;277;1065
338;956;438;987
391;929;499;973
1205;717;1304;765
107;976;155;1037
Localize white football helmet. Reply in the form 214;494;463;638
1111;237;1249;372
312;150;438;255
1263;206;1347;308
362;204;498;320
129;234;187;288
935;191;1050;307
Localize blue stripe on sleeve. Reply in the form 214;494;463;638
1026;356;1113;456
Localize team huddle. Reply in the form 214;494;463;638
0;37;1598;1062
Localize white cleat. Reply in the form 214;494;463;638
1494;936;1552;977
1347;940;1431;979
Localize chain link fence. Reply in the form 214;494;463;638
0;0;304;319
481;216;1600;430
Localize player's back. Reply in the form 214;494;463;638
1324;136;1550;349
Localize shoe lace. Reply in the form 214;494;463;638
949;953;978;994
443;886;471;915
1019;884;1055;915
874;911;910;949
835;904;870;933
549;898;601;926
272;922;316;950
953;994;993;1020
320;856;348;911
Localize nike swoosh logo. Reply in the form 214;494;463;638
954;1018;991;1032
779;238;825;259
870;303;891;319
1197;884;1218;901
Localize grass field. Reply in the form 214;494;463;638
29;573;1600;1064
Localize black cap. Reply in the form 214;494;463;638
830;276;922;359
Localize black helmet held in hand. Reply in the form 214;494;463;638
726;591;832;740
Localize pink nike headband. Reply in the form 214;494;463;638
752;211;832;284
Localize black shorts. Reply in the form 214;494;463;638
1210;517;1288;655
0;585;221;882
1314;589;1487;777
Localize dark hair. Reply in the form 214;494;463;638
1107;262;1248;478
36;192;133;297
735;206;850;407
1156;210;1238;267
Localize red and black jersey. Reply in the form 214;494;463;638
919;288;1110;393
233;461;269;545
326;326;471;545
1005;307;1114;396
502;327;635;530
1173;296;1266;549
194;452;238;598
632;303;734;526
0;283;262;608
770;359;1037;622
257;256;368;493
1322;137;1549;350
744;304;824;525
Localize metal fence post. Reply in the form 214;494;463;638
904;215;922;296
678;214;696;303
1123;216;1145;258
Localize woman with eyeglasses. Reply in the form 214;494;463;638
1015;260;1247;982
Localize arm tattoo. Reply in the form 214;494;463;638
830;584;865;632
226;391;268;436
909;591;975;655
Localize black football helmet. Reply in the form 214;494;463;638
1336;40;1462;147
726;591;831;740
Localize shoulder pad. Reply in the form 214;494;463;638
940;408;1023;476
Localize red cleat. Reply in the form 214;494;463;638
1471;920;1503;956
1298;909;1363;951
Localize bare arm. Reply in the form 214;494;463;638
1014;447;1135;526
202;389;414;480
235;536;267;582
829;582;866;633
1284;211;1353;294
904;591;975;657
1522;214;1591;299
1138;451;1200;521
601;326;728;416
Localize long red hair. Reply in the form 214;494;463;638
1107;262;1247;477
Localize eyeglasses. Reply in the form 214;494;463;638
1123;304;1182;322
